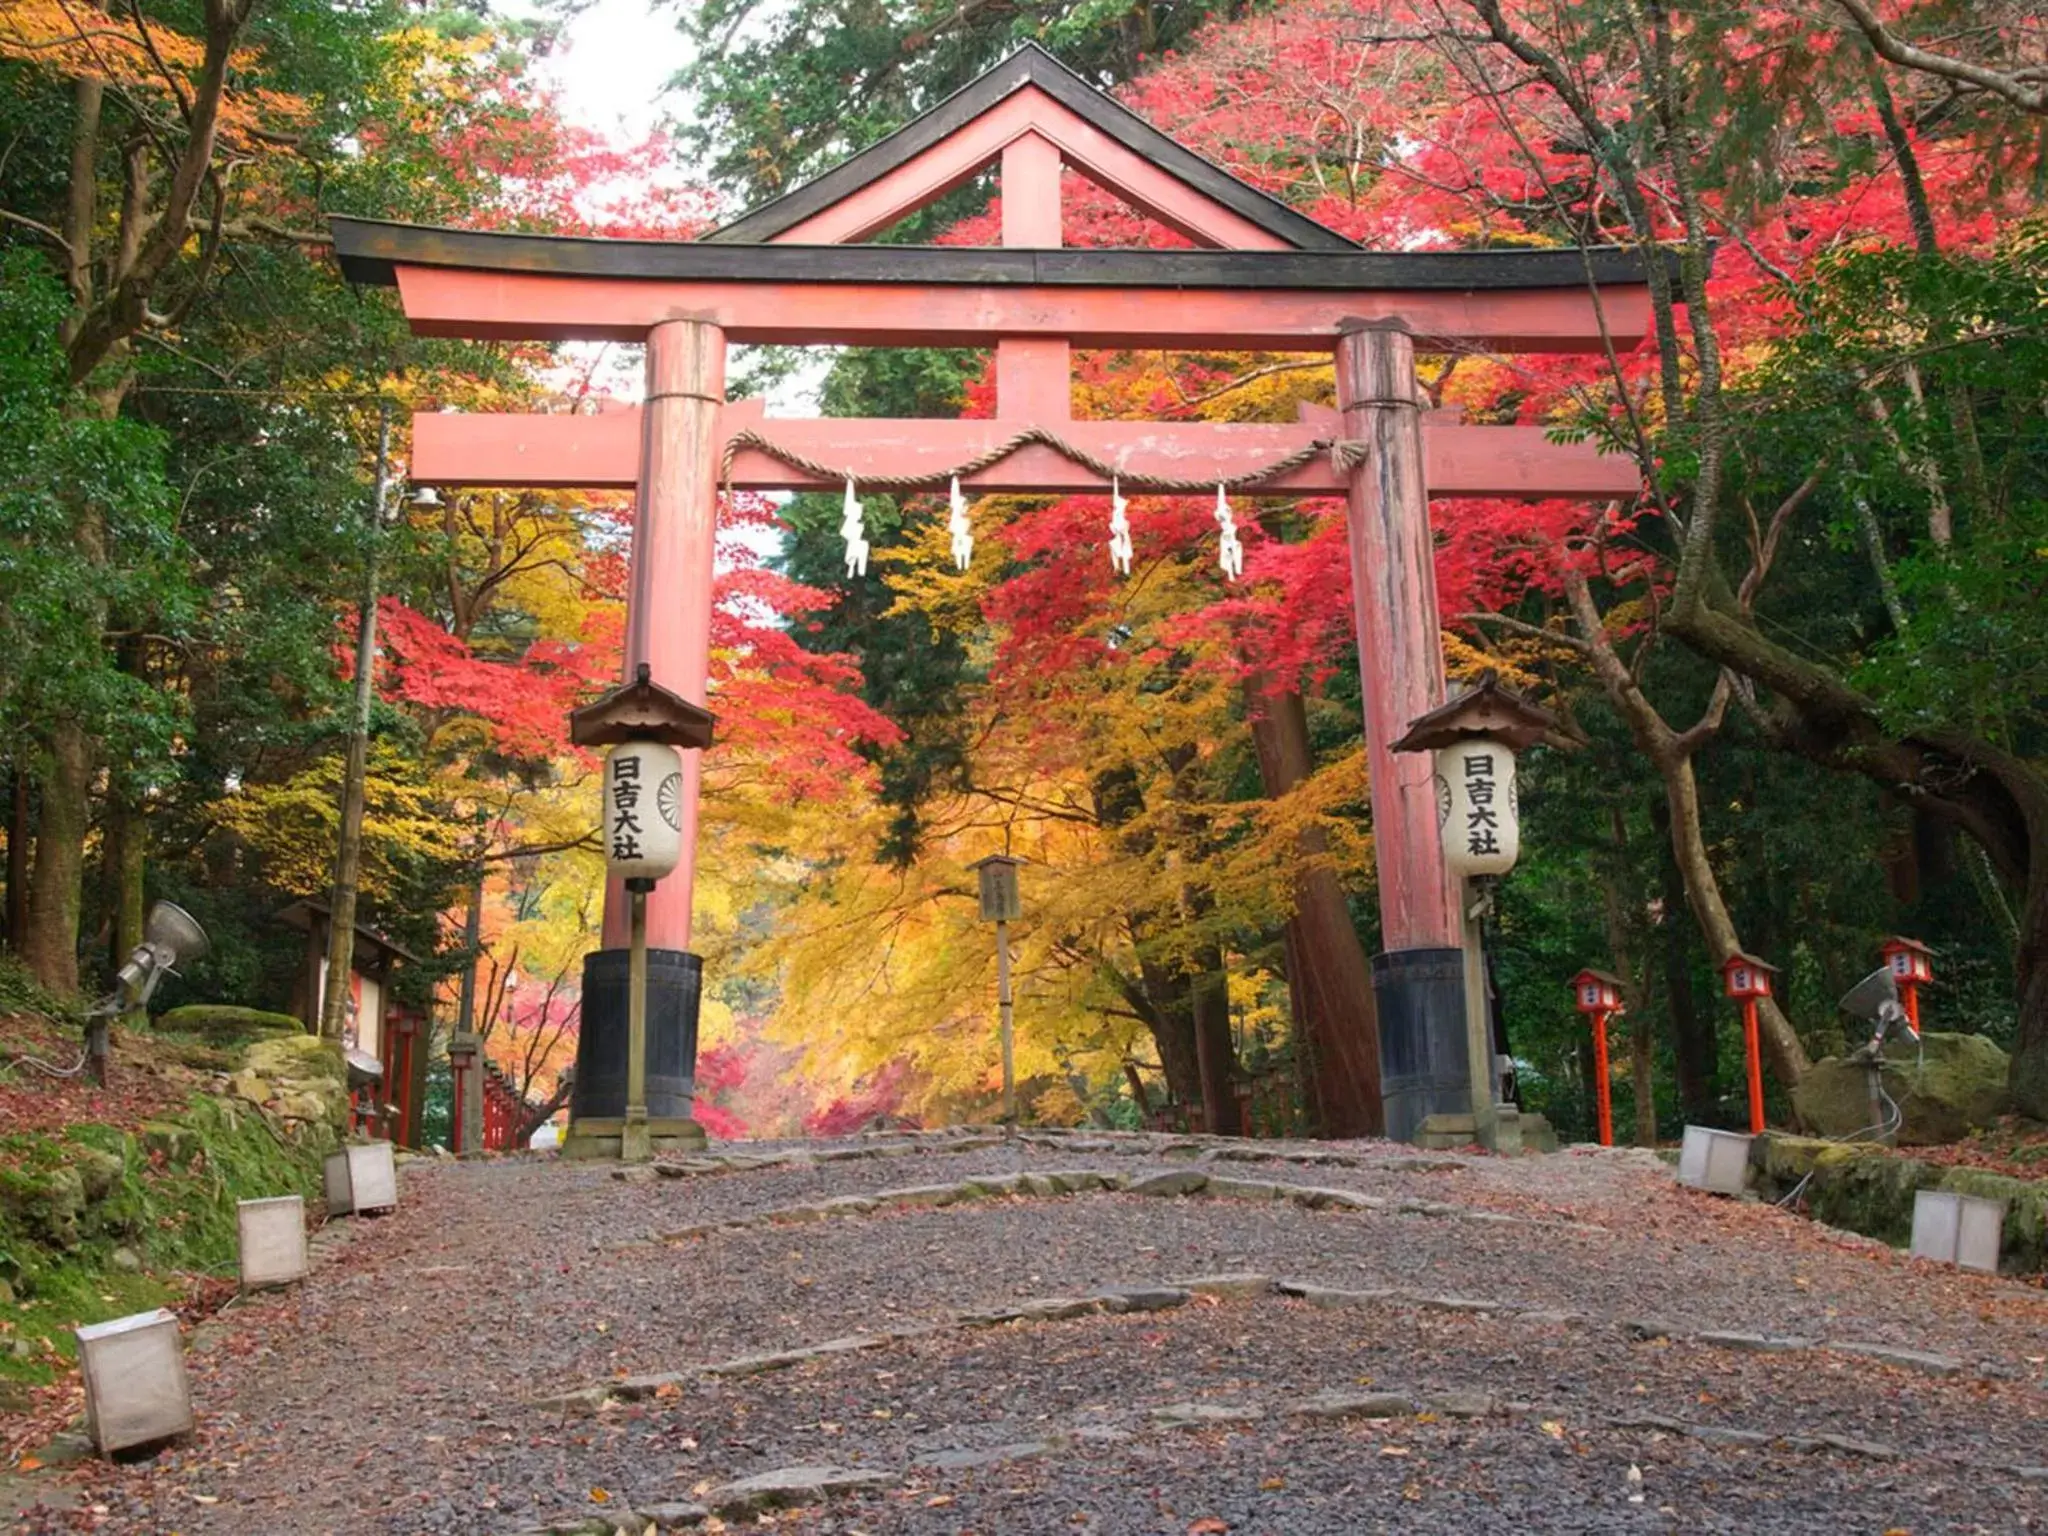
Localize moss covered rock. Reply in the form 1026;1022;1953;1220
155;1004;306;1043
0;1164;87;1248
238;1034;349;1131
1791;1032;2011;1145
1756;1132;2048;1272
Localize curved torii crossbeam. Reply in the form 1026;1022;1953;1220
329;43;1666;1146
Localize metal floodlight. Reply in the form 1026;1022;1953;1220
110;902;210;1011
409;485;443;509
1840;966;1916;1047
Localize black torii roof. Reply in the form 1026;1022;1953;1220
328;42;1680;293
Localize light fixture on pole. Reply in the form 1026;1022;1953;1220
1391;672;1555;1150
568;663;716;1163
83;902;210;1085
1720;951;1778;1136
1879;936;1934;1036
1569;969;1625;1147
968;853;1023;1123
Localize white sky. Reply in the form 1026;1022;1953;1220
501;0;832;432
524;0;693;142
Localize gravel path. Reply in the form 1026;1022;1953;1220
11;1131;2047;1535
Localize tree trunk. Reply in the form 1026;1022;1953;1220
321;405;390;1041
1651;798;1717;1119
1135;950;1203;1113
1562;573;1810;1090
1594;820;1658;1146
104;787;147;1023
1661;752;1811;1086
5;769;28;951
23;725;89;993
1246;686;1385;1136
1189;946;1241;1136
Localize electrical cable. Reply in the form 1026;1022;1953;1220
1774;1043;1912;1208
6;1046;91;1079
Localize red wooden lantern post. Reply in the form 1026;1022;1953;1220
1570;969;1624;1147
1720;953;1779;1135
1880;937;1934;1037
391;1011;418;1146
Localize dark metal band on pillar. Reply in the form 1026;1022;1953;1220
571;948;704;1121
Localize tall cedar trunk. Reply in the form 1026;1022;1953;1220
1135;950;1204;1111
1189;946;1241;1136
104;790;146;1019
106;639;148;996
1092;766;1205;1113
1278;923;1328;1131
23;724;89;992
5;770;28;950
1651;798;1717;1118
1245;686;1384;1136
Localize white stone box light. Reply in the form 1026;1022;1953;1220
75;1308;193;1455
324;1140;397;1216
236;1194;308;1289
1910;1189;2004;1274
1677;1125;1753;1195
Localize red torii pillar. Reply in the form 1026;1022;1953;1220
606;318;724;956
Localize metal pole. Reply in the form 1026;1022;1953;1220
622;878;653;1162
320;399;392;1042
996;916;1015;1123
454;871;484;1155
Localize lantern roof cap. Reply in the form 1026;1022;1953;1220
1390;670;1557;753
967;852;1025;870
1880;934;1935;955
1571;967;1624;988
569;663;716;749
1720;949;1778;974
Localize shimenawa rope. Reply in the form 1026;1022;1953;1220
720;425;1369;498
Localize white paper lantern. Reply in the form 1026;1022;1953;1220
1434;739;1519;877
604;740;683;881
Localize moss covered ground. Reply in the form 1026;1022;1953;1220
0;961;332;1449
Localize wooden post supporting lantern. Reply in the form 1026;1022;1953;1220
327;42;1675;1114
1570;969;1624;1147
1390;674;1556;1149
567;665;716;1161
969;854;1024;1122
1720;952;1779;1135
1880;937;1935;1036
446;1032;477;1154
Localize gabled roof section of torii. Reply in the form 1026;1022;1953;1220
327;42;1668;500
696;40;1354;252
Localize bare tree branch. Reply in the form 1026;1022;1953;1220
1833;0;2046;114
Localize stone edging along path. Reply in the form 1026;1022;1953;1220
635;1165;1611;1244
520;1277;2048;1534
537;1270;2002;1417
643;1124;1483;1181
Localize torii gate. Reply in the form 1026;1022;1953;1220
330;44;1652;1147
